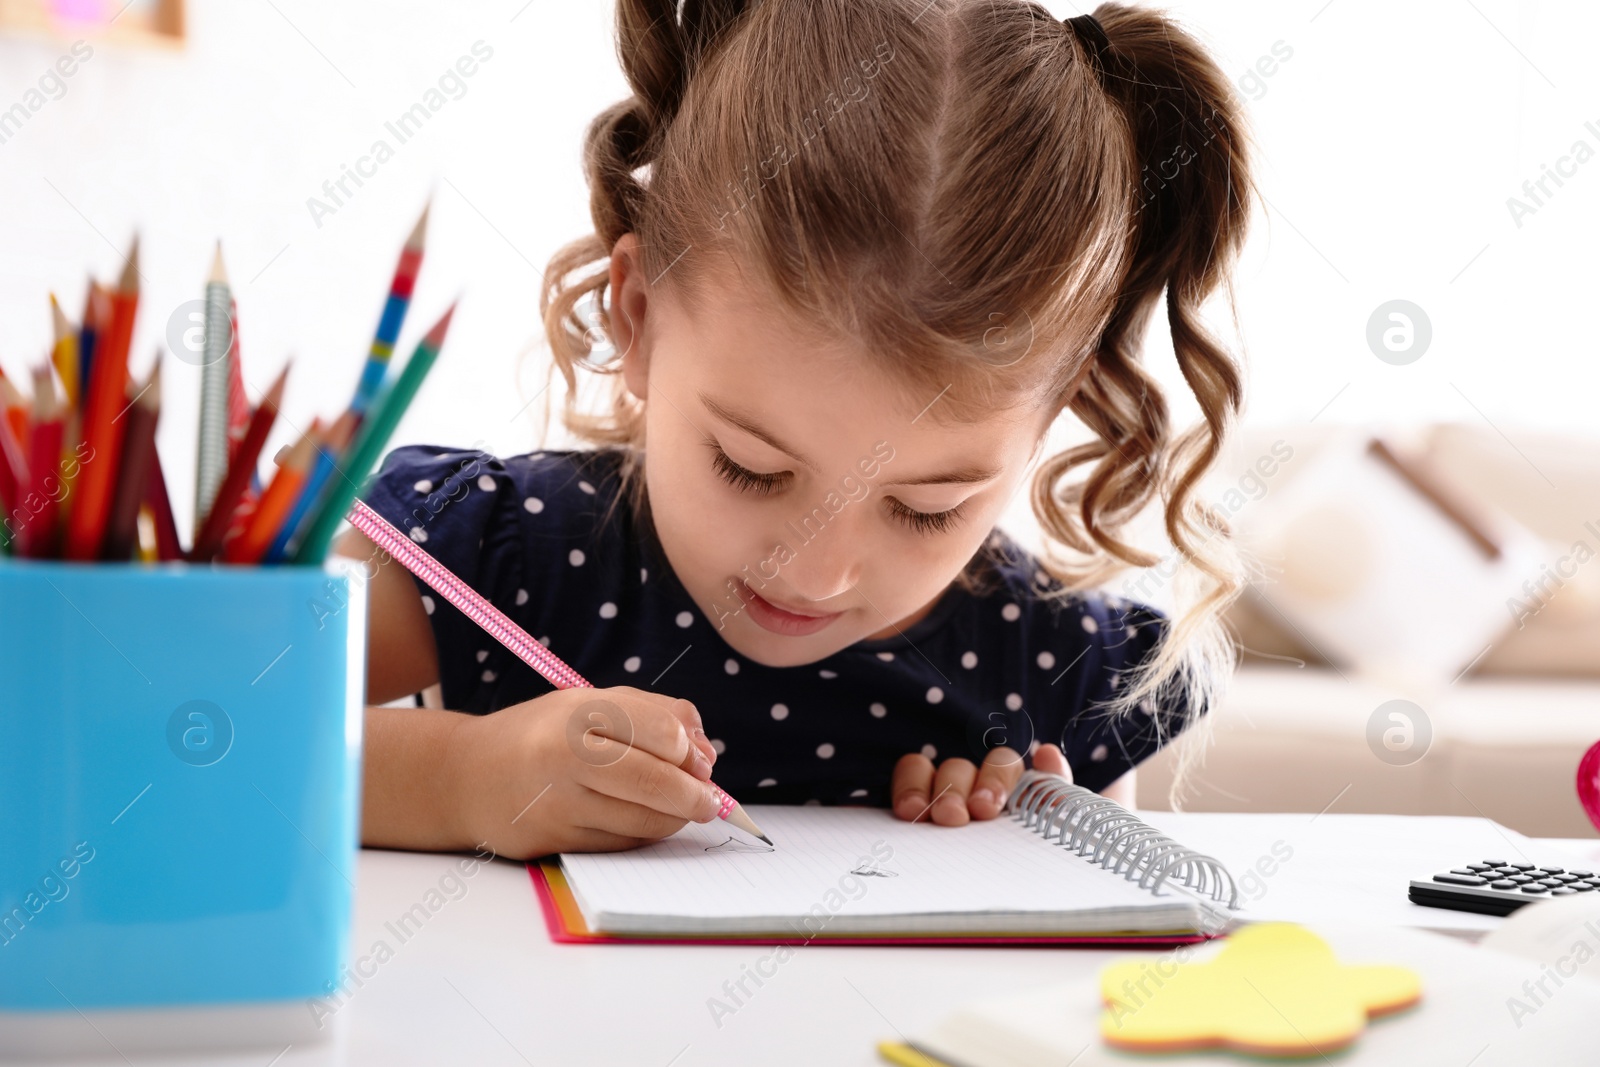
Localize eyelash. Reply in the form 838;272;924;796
708;443;966;535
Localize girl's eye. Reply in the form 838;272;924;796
886;497;966;535
710;446;790;496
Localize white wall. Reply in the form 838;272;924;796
0;0;1595;541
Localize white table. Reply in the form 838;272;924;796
14;838;1600;1066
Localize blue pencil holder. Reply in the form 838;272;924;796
0;559;365;1056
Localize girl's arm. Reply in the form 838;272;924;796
1099;769;1136;808
336;529;723;858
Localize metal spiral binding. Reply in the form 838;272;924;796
1008;769;1238;909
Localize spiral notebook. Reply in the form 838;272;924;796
530;772;1239;946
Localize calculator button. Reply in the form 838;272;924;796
1449;868;1480;876
1483;859;1506;867
1570;870;1593;878
1539;879;1566;888
1551;888;1577;896
1434;873;1488;886
1465;864;1493;872
1508;875;1535;884
1522;885;1550;893
1509;863;1537;871
1584;879;1600;888
1556;874;1582;883
1536;867;1564;876
1490;880;1518;890
1571;883;1596;892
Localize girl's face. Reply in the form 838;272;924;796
610;237;1059;669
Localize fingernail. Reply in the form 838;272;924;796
971;788;996;809
691;749;713;779
704;783;725;821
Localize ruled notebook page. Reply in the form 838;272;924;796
557;805;1214;935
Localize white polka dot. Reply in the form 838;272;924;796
816;743;835;759
1027;739;1041;755
538;636;550;647
819;669;837;679
640;568;648;583
869;702;887;718
771;703;789;721
598;601;618;619
1109;673;1121;691
409;526;428;543
1126;625;1138;639
925;686;944;704
1081;614;1099;634
477;474;495;492
960;651;977;669
920;744;937;760
515;588;529;606
568;549;585;566
623;656;641;672
758;778;777;787
1001;603;1021;622
1005;693;1022;711
476;650;489;663
724;658;740;675
710;738;726;755
578;480;596;495
803;798;822;806
421;595;435;615
413;479;433;494
524;496;544;514
876;651;895;662
1091;744;1109;762
481;670;497;683
1138;699;1153;716
850;788;869;798
675;611;694;628
1037;651;1056;670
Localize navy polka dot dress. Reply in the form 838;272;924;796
363;445;1195;804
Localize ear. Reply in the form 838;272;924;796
609;233;652;402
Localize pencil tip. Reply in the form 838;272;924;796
406;201;430;249
120;236;141;291
209;241;228;284
424;301;457;345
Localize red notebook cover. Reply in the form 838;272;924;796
528;861;1213;948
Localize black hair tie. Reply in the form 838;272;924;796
1064;13;1112;84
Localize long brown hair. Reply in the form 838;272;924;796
540;0;1256;801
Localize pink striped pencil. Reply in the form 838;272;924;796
344;498;770;845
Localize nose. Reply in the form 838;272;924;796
774;511;866;607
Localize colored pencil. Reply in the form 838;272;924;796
294;303;455;564
350;203;428;417
102;360;161;562
20;365;65;559
224;422;318;564
144;443;182;562
77;280;107;415
50;294;79;408
195;242;231;534
65;242;140;561
263;409;356;563
0;367;29;448
189;364;288;562
0;387;27;531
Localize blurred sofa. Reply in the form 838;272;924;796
1135;422;1600;839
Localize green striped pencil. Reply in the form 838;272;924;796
292;303;457;564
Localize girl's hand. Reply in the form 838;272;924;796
890;743;1073;826
445;686;724;860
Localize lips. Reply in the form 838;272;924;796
738;579;842;637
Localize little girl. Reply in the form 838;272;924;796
346;0;1253;860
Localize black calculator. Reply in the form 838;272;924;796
1409;859;1599;916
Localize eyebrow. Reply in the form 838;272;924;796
697;391;1001;486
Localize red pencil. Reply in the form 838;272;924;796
189;363;289;562
21;364;65;558
223;421;317;564
143;440;182;562
102;360;161;561
65;242;140;561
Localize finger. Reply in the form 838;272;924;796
1032;742;1073;783
585;745;726;823
570;695;711;780
891;753;935;821
571;784;695;842
968;746;1026;819
929;758;978;826
608;688;717;769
